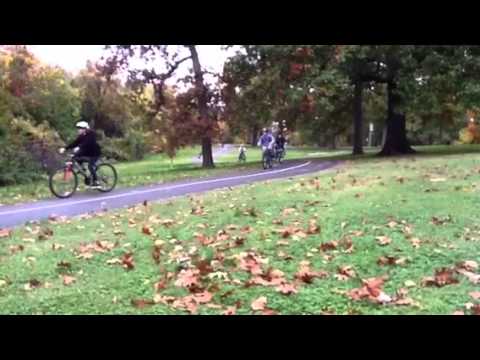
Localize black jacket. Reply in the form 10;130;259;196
66;130;101;157
276;136;286;148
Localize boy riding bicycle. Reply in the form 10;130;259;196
59;121;102;189
257;128;275;159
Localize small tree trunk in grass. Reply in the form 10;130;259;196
352;80;364;155
378;81;416;156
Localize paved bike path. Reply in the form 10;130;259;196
0;159;340;228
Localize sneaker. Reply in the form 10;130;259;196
89;181;102;189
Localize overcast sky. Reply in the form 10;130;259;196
28;45;240;86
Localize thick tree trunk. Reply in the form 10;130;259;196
201;137;214;168
352;80;364;155
329;135;337;150
188;45;215;168
251;125;259;146
378;81;416;156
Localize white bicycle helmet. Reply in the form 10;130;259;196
76;121;90;129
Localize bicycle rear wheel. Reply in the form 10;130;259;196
49;166;78;199
263;152;269;169
96;163;118;193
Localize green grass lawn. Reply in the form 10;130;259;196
1;145;480;314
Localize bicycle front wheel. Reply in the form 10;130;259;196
49;166;78;199
96;163;118;193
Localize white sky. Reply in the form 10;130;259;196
28;45;240;87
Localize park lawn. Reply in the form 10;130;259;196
1;147;480;314
0;145;325;206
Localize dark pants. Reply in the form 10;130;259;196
76;156;99;183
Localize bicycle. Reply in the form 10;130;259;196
262;146;274;169
48;153;118;199
274;146;285;164
238;151;247;163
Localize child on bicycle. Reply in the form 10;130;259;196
275;133;286;155
59;121;102;188
238;144;247;162
257;128;275;156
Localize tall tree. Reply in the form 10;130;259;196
101;45;217;168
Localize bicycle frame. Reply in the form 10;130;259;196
64;155;92;181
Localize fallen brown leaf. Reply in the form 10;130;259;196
223;306;237;315
338;265;356;279
51;243;64;251
192;291;213;304
106;258;122;265
295;262;328;284
121;252;135;270
276;283;298;295
456;269;480;284
9;245;24;254
195;232;214;246
0;228;12;238
307;219;320;234
77;252;94;260
57;261;71;269
251;296;267;311
409;238;421;248
282;208;296;216
472;304;480;315
470;291;480;300
63;275;76;286
152;245;162;264
24;279;42;291
347;276;391;304
431;216;452;226
457;260;478;272
387;221;398;228
131;299;155;309
142;225;153;235
422;268;459;287
376;236;392;246
377;256;407;266
240;226;253;234
175;269;200;288
320;241;338;251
